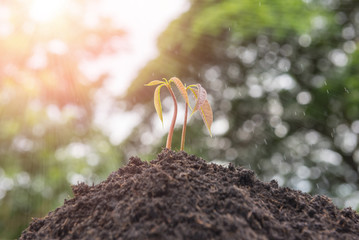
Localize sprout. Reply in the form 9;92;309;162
145;77;213;150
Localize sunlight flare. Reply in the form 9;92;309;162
29;0;68;22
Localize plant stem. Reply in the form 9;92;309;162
166;86;178;149
180;103;188;151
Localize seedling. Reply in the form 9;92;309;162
145;77;213;150
182;83;213;150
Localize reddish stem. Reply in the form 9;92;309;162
166;86;178;149
180;103;188;151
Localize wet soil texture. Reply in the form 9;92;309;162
21;149;359;239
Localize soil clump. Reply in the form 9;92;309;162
20;149;359;239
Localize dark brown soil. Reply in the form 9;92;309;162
20;149;359;240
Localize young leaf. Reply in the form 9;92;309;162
189;87;213;136
145;80;164;86
154;84;166;124
199;100;213;136
170;77;190;107
192;84;207;113
189;87;198;99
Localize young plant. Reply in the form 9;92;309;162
180;83;213;150
145;77;213;151
145;77;189;149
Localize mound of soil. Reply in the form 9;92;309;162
21;149;359;239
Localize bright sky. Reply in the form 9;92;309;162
96;0;190;95
92;0;190;144
28;0;189;95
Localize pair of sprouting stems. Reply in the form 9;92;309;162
145;77;213;151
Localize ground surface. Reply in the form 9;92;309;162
21;149;359;239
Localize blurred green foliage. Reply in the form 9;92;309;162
124;0;359;212
0;0;125;238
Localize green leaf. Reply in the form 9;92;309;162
199;100;213;136
154;84;166;125
145;80;165;86
170;77;190;108
189;87;198;98
189;86;213;136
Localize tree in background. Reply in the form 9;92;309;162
0;0;124;238
124;0;359;210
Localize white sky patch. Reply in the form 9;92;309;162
108;111;142;145
30;0;69;22
93;91;144;145
92;0;190;96
296;91;312;105
329;49;348;67
211;117;229;136
312;149;343;166
90;0;189;144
